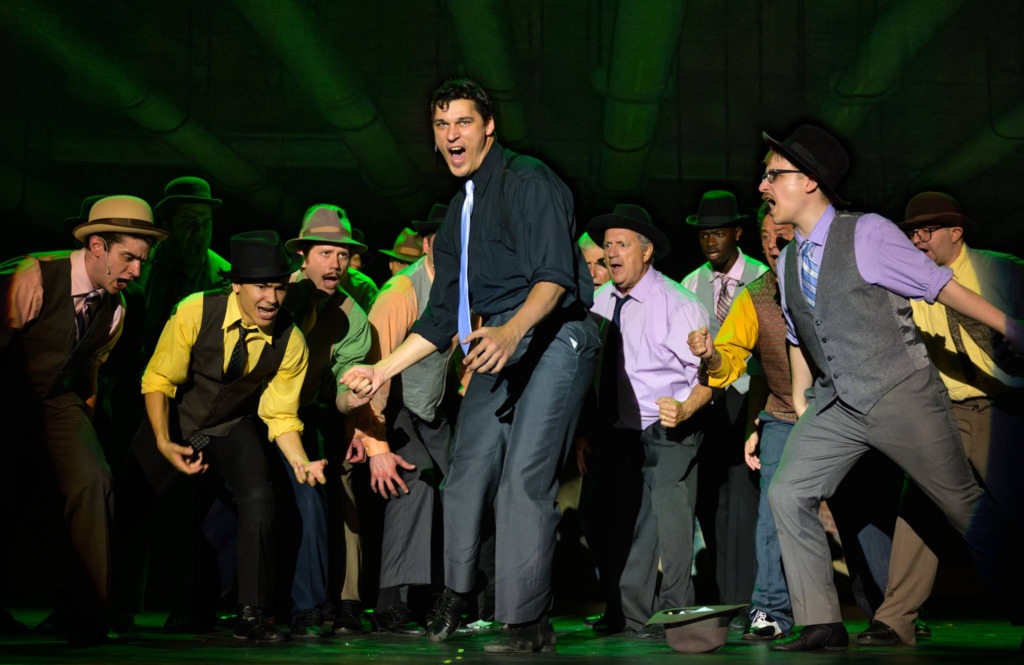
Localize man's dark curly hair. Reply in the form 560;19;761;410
430;78;494;124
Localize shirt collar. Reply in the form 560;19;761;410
468;141;505;197
796;204;836;248
706;248;749;283
612;265;658;304
948;242;970;276
69;248;98;297
224;291;275;344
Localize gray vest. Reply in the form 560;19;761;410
783;213;930;414
690;257;764;394
399;258;450;422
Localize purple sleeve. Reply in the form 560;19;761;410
854;214;953;302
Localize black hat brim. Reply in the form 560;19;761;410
762;131;850;207
219;253;303;284
587;215;671;261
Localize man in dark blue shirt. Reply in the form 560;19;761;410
343;78;597;653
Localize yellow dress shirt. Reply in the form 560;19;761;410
707;287;759;388
141;291;308;440
911;244;1024;401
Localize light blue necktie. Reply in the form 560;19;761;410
457;180;475;353
800;240;819;309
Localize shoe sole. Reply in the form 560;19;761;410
742;633;781;641
857;638;898;646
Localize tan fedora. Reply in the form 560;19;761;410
379;227;424;264
285;205;368;254
648;604;748;654
72;195;169;242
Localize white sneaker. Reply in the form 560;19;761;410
743;610;783;641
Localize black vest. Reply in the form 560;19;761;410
14;257;119;399
783;213;929;414
173;292;295;440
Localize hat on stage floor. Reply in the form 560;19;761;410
647;604;748;653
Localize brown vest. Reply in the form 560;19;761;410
14;257;119;399
745;271;797;422
173;292;295;440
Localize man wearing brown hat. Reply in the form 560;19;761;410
120;230;326;643
858;193;1024;647
682;190;766;618
581;204;712;638
759;124;1024;651
345;203;455;635
0;195;166;644
380;227;425;277
279;204;372;638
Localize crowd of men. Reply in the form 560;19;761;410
2;78;1022;655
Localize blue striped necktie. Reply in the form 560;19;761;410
75;290;102;341
799;241;819;309
457;180;475;353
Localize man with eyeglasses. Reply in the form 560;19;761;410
681;190;766;622
757;124;1024;652
688;204;902;643
857;192;1024;648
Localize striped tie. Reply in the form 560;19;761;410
715;274;735;323
800;241;819;309
74;290;102;341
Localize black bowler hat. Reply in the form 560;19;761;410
412;204;449;236
587;204;671;261
154;176;222;219
685;190;748;228
897;192;978;234
221;230;302;283
762;124;850;206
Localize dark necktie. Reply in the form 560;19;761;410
945;307;979;384
224;326;254;383
600;294;632;425
74;290;102;341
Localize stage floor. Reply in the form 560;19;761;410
1;609;1021;664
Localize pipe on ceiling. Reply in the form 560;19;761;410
234;0;428;217
820;0;966;136
0;1;297;220
597;0;685;194
447;0;527;146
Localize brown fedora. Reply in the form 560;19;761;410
379;228;424;263
72;195;169;242
685;190;748;228
648;604;748;654
412;204;449;236
285;205;368;254
897;192;977;234
154;176;222;219
587;204;671;261
763;124;850;206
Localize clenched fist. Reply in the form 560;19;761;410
687;326;715;362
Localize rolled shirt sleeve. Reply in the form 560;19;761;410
854;214;953;302
140;292;204;399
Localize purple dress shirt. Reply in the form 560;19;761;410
779;206;954;345
591;266;709;430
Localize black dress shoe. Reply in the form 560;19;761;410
914;618;931;638
372;605;425;636
591;614;625;634
426;588;468;643
483;616;555;653
856;620;899;646
233;605;287;643
164;608;216;633
583;613;603;627
769;622;848;651
291;608;326;638
331;600;364;635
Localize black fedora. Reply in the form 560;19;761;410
897;192;978;234
587;204;671;261
412;203;449;236
685;190;748;228
221;230;302;283
154;176;222;219
762;124;850;206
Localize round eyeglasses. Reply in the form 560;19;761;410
905;226;944;242
761;169;803;184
